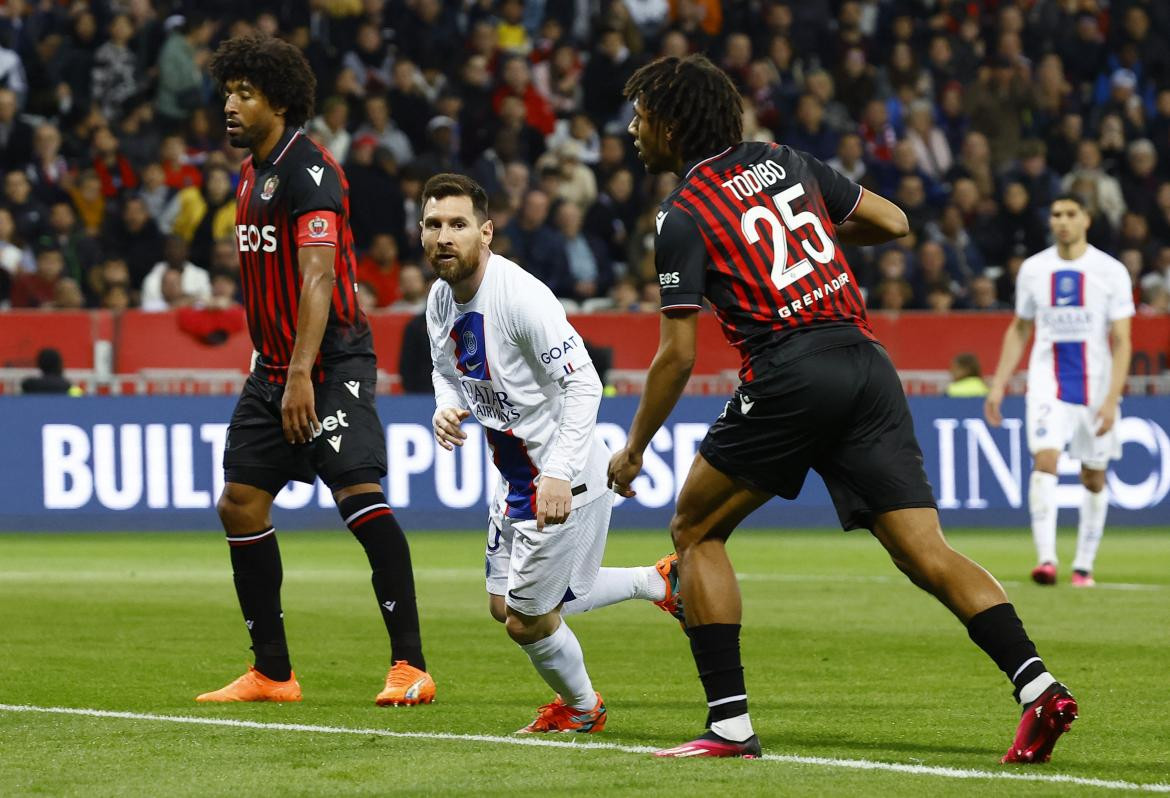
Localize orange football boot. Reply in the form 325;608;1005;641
196;666;302;703
516;693;607;733
376;660;436;706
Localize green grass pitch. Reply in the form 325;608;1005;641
2;527;1168;796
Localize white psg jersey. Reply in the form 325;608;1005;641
1016;245;1134;407
428;254;610;521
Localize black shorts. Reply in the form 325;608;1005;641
699;342;937;531
223;371;387;495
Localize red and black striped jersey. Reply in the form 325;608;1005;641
235;127;373;384
655;141;875;391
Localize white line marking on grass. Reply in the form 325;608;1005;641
2;704;1168;793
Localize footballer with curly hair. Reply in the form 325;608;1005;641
196;33;435;708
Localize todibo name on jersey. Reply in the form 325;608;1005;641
720;160;788;201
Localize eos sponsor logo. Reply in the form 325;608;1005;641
236;224;278;253
933;416;1170;510
658;272;680;287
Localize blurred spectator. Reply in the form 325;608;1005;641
1062;140;1126;229
141;236;210;310
0;207;30;275
494;56;556;137
356;281;378;315
991;183;1048;266
11;247;65;308
342;21;394;95
925;284;956;313
398;311;434;393
102;196;165;288
1004;140;1061;214
27;123;69;205
827;132;866;184
904;99;952;182
309;97;351;165
873;278;913;312
91;127;139;199
534;42;584;118
92;14;140;122
1121;139;1160;219
4;169;46;248
965;56;1034;167
21;348;75;395
0;88;33;172
0;42;26;115
946;353;990;398
159;134;201;190
554;201;613;302
505;189;571;296
411;116;463;178
386;263;430;313
138;162;172;221
387;59;433;151
968;275;1008;311
355;96;413;167
346;136;405;251
52;277;85;310
356;233;402;307
583;28;638;129
784;94;837;162
38;202;101;288
155;15;216;131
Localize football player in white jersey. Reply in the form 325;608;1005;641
986;193;1134;587
421;173;681;733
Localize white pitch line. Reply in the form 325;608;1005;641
736;572;1167;592
2;704;1168;793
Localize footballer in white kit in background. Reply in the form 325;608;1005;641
420;174;681;734
986;193;1134;587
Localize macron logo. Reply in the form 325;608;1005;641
655;210;668;234
740;395;755;415
345;380;360;398
382;600;396;613
327;435;343;452
307;165;325;186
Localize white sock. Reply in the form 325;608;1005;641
1029;471;1059;565
1018;671;1056;705
561;567;664;616
519;621;595;710
1073;487;1108;573
711;713;755;742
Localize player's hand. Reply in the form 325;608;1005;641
535;476;572;531
607;447;642;498
433;407;470;450
1096;398;1119;436
984;386;1004;428
282;371;320;445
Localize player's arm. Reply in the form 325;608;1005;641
283;243;334;444
835;189;910;246
539;362;603;529
798;150;908;246
607;207;703;497
282;164;345;444
426;290;470;450
1097;316;1131;435
985;316;1034;427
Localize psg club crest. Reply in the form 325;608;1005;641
462;330;478;356
260;176;279;200
1059;276;1075;294
307;215;329;238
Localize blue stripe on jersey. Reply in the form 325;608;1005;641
451;312;491;380
1050;269;1084;308
484;427;538;520
1050;270;1087;404
1053;341;1088;405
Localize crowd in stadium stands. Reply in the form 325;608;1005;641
0;0;1169;318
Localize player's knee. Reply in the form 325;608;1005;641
216;487;263;531
488;595;507;624
669;511;706;553
1081;469;1106;492
1032;450;1060;474
504;610;554;644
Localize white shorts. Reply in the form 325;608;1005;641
484;491;613;617
1026;395;1121;469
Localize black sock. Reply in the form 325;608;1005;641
227;528;291;681
338;493;426;670
967;602;1048;702
687;623;748;727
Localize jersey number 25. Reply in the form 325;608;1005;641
740;184;835;291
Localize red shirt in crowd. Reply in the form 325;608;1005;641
356;256;401;307
491;85;556;136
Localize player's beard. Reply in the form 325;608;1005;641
429;246;478;285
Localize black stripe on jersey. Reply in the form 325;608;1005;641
277;216;301;366
680;179;780;321
673;194;759;337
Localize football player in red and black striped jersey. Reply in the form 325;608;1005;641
607;55;1077;763
196;34;434;707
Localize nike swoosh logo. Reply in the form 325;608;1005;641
1056;296;1073;305
507;589;534;602
466;361;481;370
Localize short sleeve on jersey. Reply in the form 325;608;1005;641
797;150;863;224
1107;262;1136;321
287;158;343;220
296;210;339;247
655;207;706;311
1015;259;1038;319
511;291;593;381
